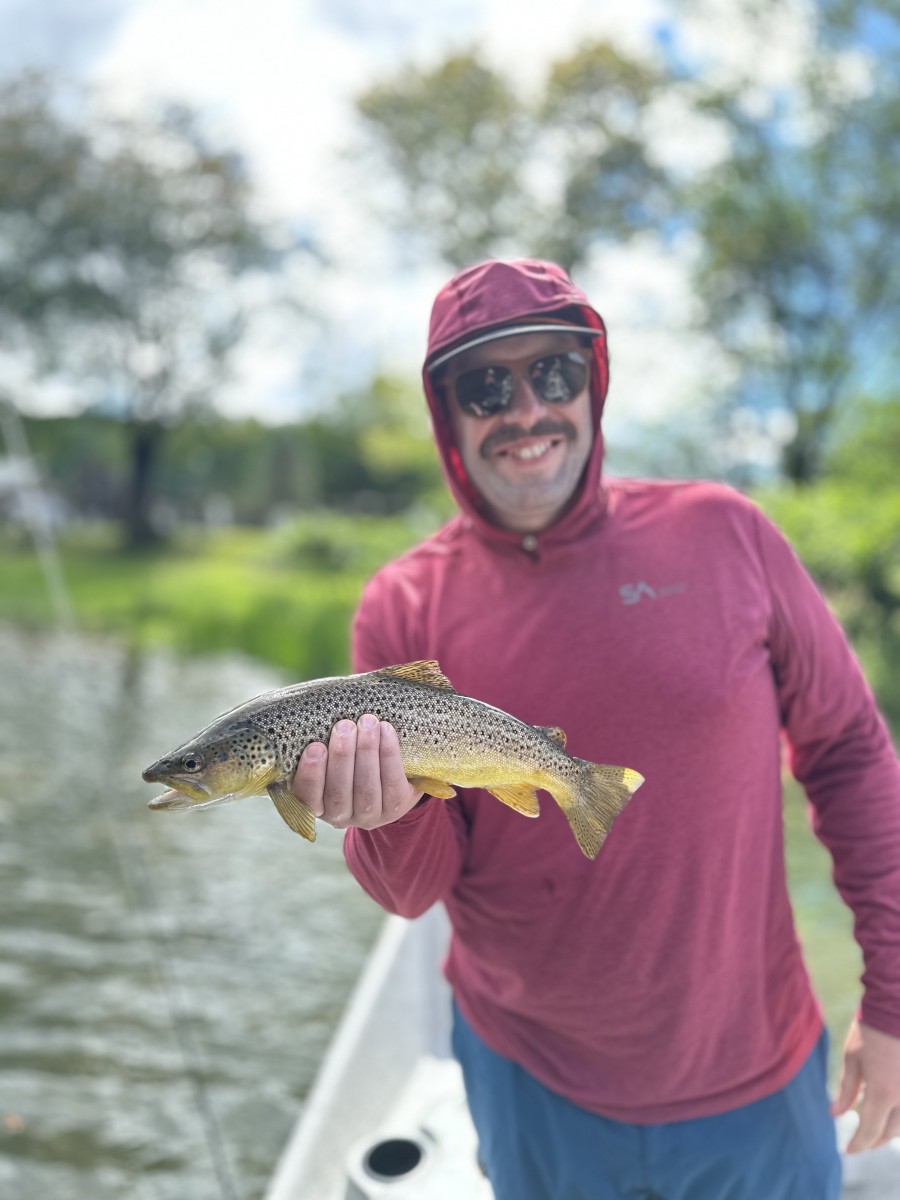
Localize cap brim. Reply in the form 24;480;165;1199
428;322;603;372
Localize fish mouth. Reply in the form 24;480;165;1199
147;787;245;812
147;788;195;811
143;771;211;805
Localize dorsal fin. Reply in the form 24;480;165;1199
375;660;455;690
538;725;567;748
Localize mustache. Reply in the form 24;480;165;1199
479;418;577;459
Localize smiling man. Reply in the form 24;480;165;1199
291;258;900;1200
436;329;595;533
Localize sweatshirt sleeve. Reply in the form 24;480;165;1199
756;507;900;1036
341;570;468;918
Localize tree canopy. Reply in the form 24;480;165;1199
0;72;306;544
352;1;899;482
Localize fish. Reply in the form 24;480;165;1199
142;660;644;859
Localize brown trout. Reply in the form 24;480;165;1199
143;660;644;859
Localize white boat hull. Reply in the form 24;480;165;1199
265;905;899;1199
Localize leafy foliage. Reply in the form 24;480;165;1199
351;4;900;483
20;373;449;527
0;72;305;545
755;397;900;724
356;52;534;267
536;43;673;269
688;10;900;480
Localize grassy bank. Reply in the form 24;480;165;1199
3;498;899;731
0;514;428;678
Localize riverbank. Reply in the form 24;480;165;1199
0;514;426;679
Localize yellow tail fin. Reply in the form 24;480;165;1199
559;763;644;859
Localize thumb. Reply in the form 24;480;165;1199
831;1051;863;1117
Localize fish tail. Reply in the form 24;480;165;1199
557;762;644;860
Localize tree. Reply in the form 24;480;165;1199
0;72;305;545
686;1;900;480
355;51;535;268
756;393;900;725
350;3;899;482
535;42;674;271
354;44;669;272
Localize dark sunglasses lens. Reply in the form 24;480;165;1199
455;366;514;417
529;352;588;404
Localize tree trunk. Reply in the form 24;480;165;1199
781;433;820;485
125;419;164;548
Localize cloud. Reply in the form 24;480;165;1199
0;0;130;76
2;0;803;428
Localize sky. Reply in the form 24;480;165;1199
0;0;829;452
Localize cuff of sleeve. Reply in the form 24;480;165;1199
858;1000;900;1041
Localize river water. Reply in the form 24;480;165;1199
0;625;865;1200
0;626;382;1200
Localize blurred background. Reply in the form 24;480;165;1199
0;1;898;1197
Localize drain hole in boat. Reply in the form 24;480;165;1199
364;1136;424;1179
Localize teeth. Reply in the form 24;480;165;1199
511;441;551;460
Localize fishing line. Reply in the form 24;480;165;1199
102;795;242;1200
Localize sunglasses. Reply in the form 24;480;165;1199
452;350;590;418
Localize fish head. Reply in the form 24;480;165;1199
143;719;281;812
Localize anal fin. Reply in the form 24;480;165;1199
268;781;317;842
407;776;457;800
487;784;541;818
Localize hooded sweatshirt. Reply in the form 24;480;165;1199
344;258;900;1123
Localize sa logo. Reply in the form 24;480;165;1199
619;582;657;606
620;581;687;606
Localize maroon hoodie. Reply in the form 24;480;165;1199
345;258;900;1122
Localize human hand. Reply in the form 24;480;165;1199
831;1018;900;1152
291;716;424;831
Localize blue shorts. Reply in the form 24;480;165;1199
452;1004;842;1200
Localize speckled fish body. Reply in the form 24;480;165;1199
143;660;644;859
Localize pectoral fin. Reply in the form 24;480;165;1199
268;781;317;842
487;784;541;818
406;776;457;800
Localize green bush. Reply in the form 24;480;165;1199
756;482;900;729
0;518;433;679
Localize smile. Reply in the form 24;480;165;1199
496;437;563;463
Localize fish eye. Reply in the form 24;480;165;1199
181;752;205;772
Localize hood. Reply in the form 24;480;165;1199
422;258;609;544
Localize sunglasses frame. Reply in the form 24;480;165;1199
450;349;591;419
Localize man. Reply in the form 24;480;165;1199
292;258;900;1199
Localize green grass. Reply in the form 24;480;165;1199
783;778;863;1078
0;516;426;677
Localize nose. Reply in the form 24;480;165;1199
505;372;546;421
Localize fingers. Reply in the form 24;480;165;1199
292;740;327;818
831;1050;863;1118
338;715;383;828
291;718;423;831
834;1020;900;1153
379;721;421;821
846;1090;900;1154
873;1108;900;1149
321;718;366;828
